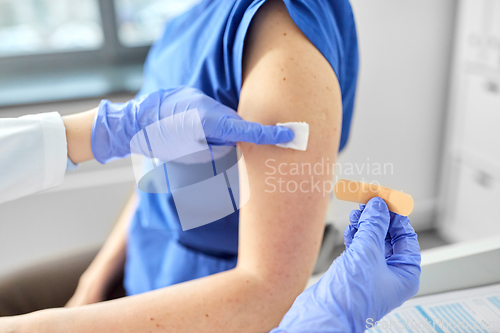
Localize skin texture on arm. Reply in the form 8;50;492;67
236;0;342;319
2;1;342;332
238;1;342;298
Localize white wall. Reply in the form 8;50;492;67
327;0;457;234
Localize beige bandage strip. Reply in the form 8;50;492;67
334;179;414;216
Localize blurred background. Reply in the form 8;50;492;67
0;0;499;285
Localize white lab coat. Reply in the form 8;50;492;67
0;112;67;205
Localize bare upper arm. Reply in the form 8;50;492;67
237;0;342;310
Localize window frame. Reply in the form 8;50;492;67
0;0;150;106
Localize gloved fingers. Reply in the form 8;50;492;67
352;197;391;254
220;118;295;145
387;213;421;267
349;208;362;229
344;208;363;249
380;213;421;299
344;225;357;249
385;232;394;259
342;200;393;258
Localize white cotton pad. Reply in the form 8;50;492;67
276;122;309;151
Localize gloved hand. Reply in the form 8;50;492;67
271;197;421;333
92;86;294;163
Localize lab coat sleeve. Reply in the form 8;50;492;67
0;112;67;204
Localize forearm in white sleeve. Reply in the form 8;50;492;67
0;112;67;204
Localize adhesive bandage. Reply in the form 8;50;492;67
276;122;309;151
334;179;414;216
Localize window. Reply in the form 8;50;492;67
114;0;202;47
0;0;202;106
0;0;103;57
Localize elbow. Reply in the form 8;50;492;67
237;265;310;323
264;270;310;307
262;272;309;326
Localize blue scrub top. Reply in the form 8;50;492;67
124;0;359;295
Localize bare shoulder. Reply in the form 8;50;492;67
240;0;341;129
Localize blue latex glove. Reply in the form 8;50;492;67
91;86;294;163
271;197;421;333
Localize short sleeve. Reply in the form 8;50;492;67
231;0;358;151
232;0;344;95
281;0;343;79
232;0;267;94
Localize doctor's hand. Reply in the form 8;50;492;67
271;197;421;333
91;86;294;164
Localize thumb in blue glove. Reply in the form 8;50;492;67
271;197;421;333
92;86;294;164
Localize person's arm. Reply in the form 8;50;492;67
63;90;294;166
62;109;129;306
2;1;342;331
62;108;97;164
65;191;138;307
